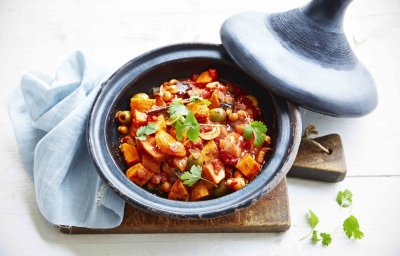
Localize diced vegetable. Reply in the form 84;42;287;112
186;101;209;120
225;177;246;191
130;98;155;112
172;157;188;172
201;140;219;163
191;183;210;201
155;131;186;157
235;153;261;180
195;69;218;85
209;90;224;109
168;179;190;201
132;110;148;126
150;115;167;132
126;163;153;186
202;159;225;185
141;137;169;161
212;182;230;198
187;151;204;169
142;153;161;174
119;143;140;166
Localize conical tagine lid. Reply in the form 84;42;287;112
220;0;377;117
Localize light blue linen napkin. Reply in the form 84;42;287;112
8;51;125;228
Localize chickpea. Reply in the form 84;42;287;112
161;181;172;193
117;125;129;135
169;79;179;85
133;93;149;99
115;111;132;125
226;108;232;115
225;178;246;191
209;108;227;122
237;110;247;120
167;85;179;94
228;112;238;122
264;135;271;145
162;91;173;101
150;174;161;185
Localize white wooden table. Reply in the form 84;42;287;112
1;0;399;255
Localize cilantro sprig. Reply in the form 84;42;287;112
302;189;364;248
180;165;215;187
336;189;353;208
180;165;202;186
136;123;158;141
190;94;211;106
343;215;364;240
243;121;268;146
175;113;200;142
168;100;189;120
167;99;201;142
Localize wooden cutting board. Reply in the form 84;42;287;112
59;178;290;234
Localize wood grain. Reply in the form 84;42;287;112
59;179;290;234
288;134;347;182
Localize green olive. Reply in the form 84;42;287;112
209;108;227;122
116;111;131;125
133;93;149;99
213;181;230;198
187;152;204;169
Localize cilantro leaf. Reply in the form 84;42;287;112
343;215;364;240
136;123;158;140
336;189;353;208
308;209;319;229
243;121;268;146
320;233;332;246
174;113;200;142
184;113;200;142
180;165;202;186
312;230;321;243
168;100;189;119
190;94;211;106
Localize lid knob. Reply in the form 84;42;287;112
220;0;377;117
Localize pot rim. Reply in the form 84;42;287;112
87;43;302;219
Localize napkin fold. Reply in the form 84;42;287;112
8;51;125;228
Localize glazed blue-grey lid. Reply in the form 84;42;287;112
220;0;377;117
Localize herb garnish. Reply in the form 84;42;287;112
175;113;200;142
179;165;215;187
190;94;211;106
243;121;268;146
136;123;158;141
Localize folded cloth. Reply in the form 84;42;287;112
8;51;125;228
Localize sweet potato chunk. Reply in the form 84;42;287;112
236;154;261;180
202;159;225;185
150;115;167;132
209;90;223;109
119;143;140;166
186;102;209;120
126;163;153;186
141;137;169;161
155;131;186;157
130;98;155;112
172;157;188;172
201;140;219;163
142;153;161;174
168;179;190;201
132;110;148;126
195;69;218;86
191;183;210;201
